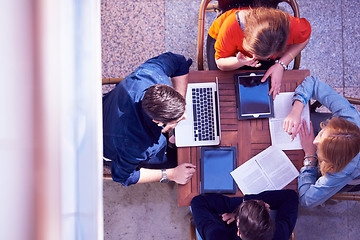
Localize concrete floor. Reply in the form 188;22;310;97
102;0;360;239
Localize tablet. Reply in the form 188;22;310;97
234;72;274;120
200;146;237;194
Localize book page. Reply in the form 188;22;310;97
255;146;299;189
230;159;274;195
231;146;299;194
269;92;310;150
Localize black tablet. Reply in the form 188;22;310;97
200;146;237;194
234;72;274;120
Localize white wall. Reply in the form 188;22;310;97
0;1;35;240
0;1;103;240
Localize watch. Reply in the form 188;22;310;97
160;169;169;183
303;158;317;167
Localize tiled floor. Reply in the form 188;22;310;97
102;1;360;239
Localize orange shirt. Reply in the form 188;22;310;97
208;9;312;60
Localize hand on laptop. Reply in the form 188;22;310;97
167;163;196;184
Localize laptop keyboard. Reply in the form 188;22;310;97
192;87;215;141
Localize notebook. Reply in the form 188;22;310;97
175;78;221;147
234;72;274;120
200;146;237;194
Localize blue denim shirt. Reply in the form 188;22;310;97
103;52;192;186
293;76;360;207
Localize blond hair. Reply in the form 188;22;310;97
317;117;360;176
243;7;290;58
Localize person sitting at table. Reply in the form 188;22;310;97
191;189;298;240
208;6;311;98
283;76;360;207
103;52;196;186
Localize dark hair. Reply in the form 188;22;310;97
142;84;186;124
235;200;274;240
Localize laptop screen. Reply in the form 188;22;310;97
201;146;237;194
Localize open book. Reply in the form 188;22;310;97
230;146;299;195
269;92;310;150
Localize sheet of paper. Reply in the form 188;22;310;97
230;146;299;195
269;92;310;150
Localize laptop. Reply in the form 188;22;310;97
234;71;274;120
175;78;221;147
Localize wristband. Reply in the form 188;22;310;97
304;155;318;160
303;158;318;167
275;60;288;70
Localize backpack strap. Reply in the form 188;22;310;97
236;11;245;31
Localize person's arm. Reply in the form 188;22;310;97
191;194;243;240
137;163;196;184
284;76;360;138
215;52;261;71
171;74;188;98
141;52;192;81
244;190;299;240
283;100;305;139
294;76;360;125
298;169;354;208
261;38;310;99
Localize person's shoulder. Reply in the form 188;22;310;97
209;8;241;39
289;15;311;31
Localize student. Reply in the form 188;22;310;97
191;190;298;240
103;52;196;186
283;76;360;207
208;7;311;98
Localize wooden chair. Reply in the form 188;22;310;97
197;0;301;71
102;77;124;85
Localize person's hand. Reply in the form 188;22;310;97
167;163;196;185
161;113;187;133
162;122;178;133
222;213;236;225
283;109;303;141
299;120;317;156
236;52;261;68
261;63;284;99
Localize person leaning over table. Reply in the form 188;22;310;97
191;190;298;240
283;76;360;207
102;52;196;186
208;6;311;98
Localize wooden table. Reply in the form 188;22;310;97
177;69;310;206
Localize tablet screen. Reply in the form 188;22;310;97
201;147;236;193
238;75;271;116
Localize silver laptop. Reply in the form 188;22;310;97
175;78;221;147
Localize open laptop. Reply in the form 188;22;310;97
175;78;221;147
